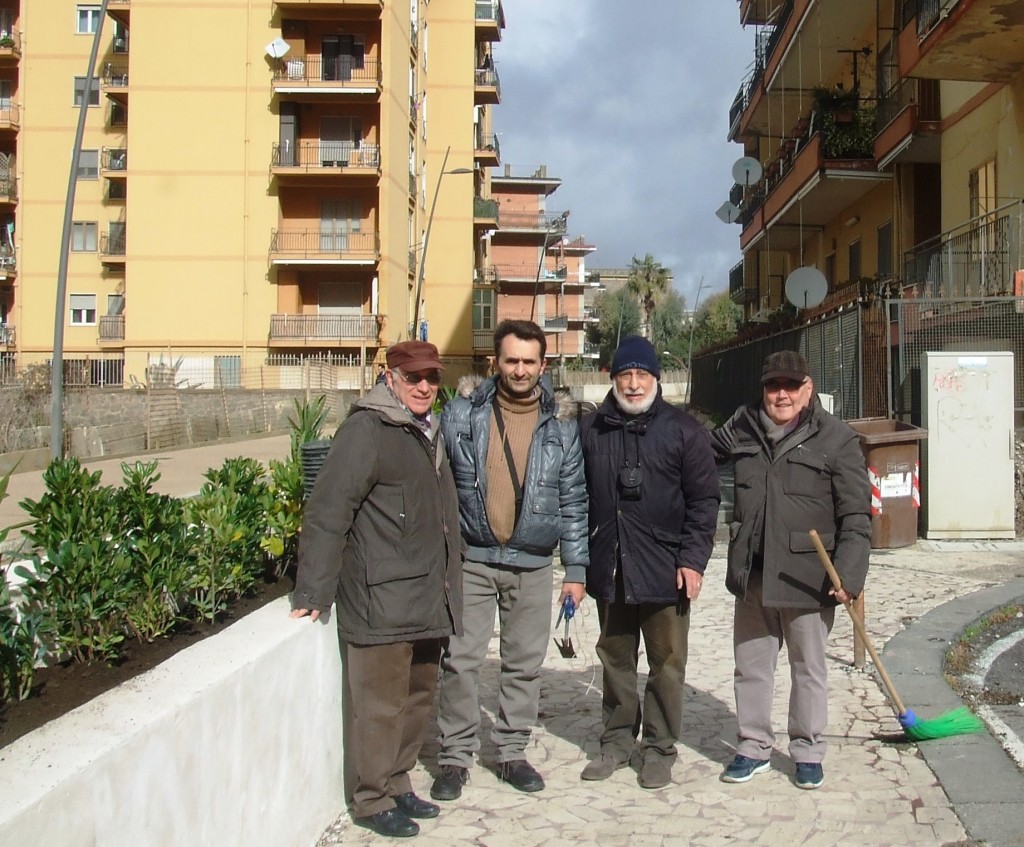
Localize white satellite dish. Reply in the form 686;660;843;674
715;201;741;224
265;38;291;59
731;156;763;186
785;266;828;309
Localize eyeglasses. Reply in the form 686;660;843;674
763;378;807;394
393;369;442;387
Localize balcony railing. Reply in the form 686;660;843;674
494;263;566;282
102;63;129;87
474;197;499;220
0;324;14;346
876;77;940;132
0;176;17;200
273;57;381;89
102;148;128;171
474;67;501;99
100;232;127;256
497;210;568;231
271;141;380;171
474;130;500;160
0;30;22;56
0;246;16;274
269;229;379;262
269;313;381;343
99;315;125;341
475;0;506;26
0;103;19;128
903;201;1024;298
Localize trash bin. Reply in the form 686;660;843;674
299;439;332;499
847;417;928;549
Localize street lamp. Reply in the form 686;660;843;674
529;210;570;323
411;145;473;338
685;275;706;405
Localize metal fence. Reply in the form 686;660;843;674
692;294;1024;425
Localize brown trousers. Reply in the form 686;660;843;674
342;638;443;817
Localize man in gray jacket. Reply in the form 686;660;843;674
431;319;588;800
291;340;462;839
711;351;870;791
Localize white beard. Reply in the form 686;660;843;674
612;382;658;415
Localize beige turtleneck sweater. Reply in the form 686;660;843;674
485;383;540;545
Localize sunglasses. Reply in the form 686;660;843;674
394;369;442;387
763;378;807;393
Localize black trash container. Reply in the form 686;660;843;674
847;417;928;549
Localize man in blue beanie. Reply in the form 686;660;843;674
579;336;720;789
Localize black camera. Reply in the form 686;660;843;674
618;466;643;500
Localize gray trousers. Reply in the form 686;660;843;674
436;558;552;767
595;599;690;762
733;570;835;763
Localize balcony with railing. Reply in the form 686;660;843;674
901;0;1024;82
268;313;382;345
739;104;889;253
99;231;127;264
494;263;567;285
273;0;383;14
473;197;499;227
739;0;788;25
0;324;14;348
101;147;128;177
271;141;380;179
474;130;500;166
496;210;568;234
0;102;19;131
98;315;125;342
729;259;757;305
732;0;876;141
473;66;501;105
101;63;129;99
269;229;379;265
475;0;505;41
272;57;381;94
874;77;940;166
0;30;21;62
0;176;16;203
0;246;15;279
902;201;1024;298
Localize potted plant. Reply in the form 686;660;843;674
0;35;15;49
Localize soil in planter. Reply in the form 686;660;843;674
0;574;295;749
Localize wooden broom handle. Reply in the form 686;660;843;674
808;529;907;716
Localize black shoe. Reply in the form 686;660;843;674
353;808;419;838
430;765;469;801
498;759;545;793
394;792;440;819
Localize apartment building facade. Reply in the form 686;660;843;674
1;0;504;386
727;0;1024;321
481;165;601;362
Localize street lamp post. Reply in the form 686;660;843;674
685;276;706;405
529;210;570;323
411;145;473;339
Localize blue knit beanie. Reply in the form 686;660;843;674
610;336;661;379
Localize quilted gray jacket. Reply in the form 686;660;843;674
439;374;589;582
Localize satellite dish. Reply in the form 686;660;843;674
715;201;741;224
265;38;291;59
731;156;763;186
785;267;828;309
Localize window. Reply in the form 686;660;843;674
69;293;97;325
877;221;893;280
71;221;98;252
73;76;101;107
969;159;997;219
848;240;862;284
107;180;126;200
472;287;495;331
77;150;99;180
109;101;127;127
77;5;101;34
107;293;125;315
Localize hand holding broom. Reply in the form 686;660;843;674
808;529;983;742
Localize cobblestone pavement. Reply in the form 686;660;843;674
317;542;1024;847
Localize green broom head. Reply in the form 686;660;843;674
899;706;985;741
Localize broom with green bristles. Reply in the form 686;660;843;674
809;529;985;742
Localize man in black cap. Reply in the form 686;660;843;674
579;335;720;789
711;350;870;791
291;340;462;838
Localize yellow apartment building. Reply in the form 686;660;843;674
727;0;1024;320
1;0;504;387
485;165;601;363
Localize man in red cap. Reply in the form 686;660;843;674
291;339;463;838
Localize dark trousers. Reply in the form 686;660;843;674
341;638;443;817
595;600;690;762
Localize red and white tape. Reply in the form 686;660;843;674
868;467;882;515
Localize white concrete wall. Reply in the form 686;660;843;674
0;597;345;847
575;380;689;404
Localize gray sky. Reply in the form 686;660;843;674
492;1;753;310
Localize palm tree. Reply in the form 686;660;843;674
626;253;670;341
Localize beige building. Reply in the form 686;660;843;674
1;0;505;386
728;0;1024;320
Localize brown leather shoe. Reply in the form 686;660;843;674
580;752;630;781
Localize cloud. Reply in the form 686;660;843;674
493;0;753;307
